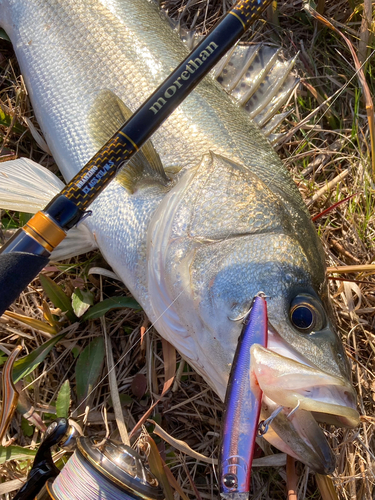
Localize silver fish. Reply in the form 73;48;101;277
0;0;359;473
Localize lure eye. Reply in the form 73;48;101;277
290;295;325;333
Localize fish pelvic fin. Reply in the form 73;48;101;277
50;224;98;262
89;89;168;193
0;158;98;260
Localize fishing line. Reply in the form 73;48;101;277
13;420;164;500
52;450;136;500
22;343;76;392
52;451;122;500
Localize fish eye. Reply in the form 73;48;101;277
289;294;325;333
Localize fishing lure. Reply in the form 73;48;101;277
220;294;268;498
12;295;268;499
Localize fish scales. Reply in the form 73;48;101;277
4;0;303;204
0;0;359;473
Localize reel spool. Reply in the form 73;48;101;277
41;437;163;500
15;419;163;500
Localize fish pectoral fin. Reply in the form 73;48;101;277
117;142;168;194
89;89;168;194
138;139;168;182
0;157;64;213
88;89;134;151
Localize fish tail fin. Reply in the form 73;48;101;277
0;158;98;260
0;157;64;212
213;44;299;144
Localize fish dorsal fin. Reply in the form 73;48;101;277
159;4;298;143
160;7;298;143
213;44;299;144
159;5;202;51
89;89;168;193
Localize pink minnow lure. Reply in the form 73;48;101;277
220;294;268;499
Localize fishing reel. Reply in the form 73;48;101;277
14;418;163;500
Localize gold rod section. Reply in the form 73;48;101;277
118;131;139;151
24;212;66;252
229;11;246;29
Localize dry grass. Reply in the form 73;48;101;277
1;0;375;499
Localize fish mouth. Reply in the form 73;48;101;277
251;325;359;474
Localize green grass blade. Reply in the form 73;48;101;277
82;296;141;321
39;275;77;322
0;446;36;464
13;331;70;383
75;337;105;406
56;380;71;419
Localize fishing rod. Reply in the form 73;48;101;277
0;0;272;316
